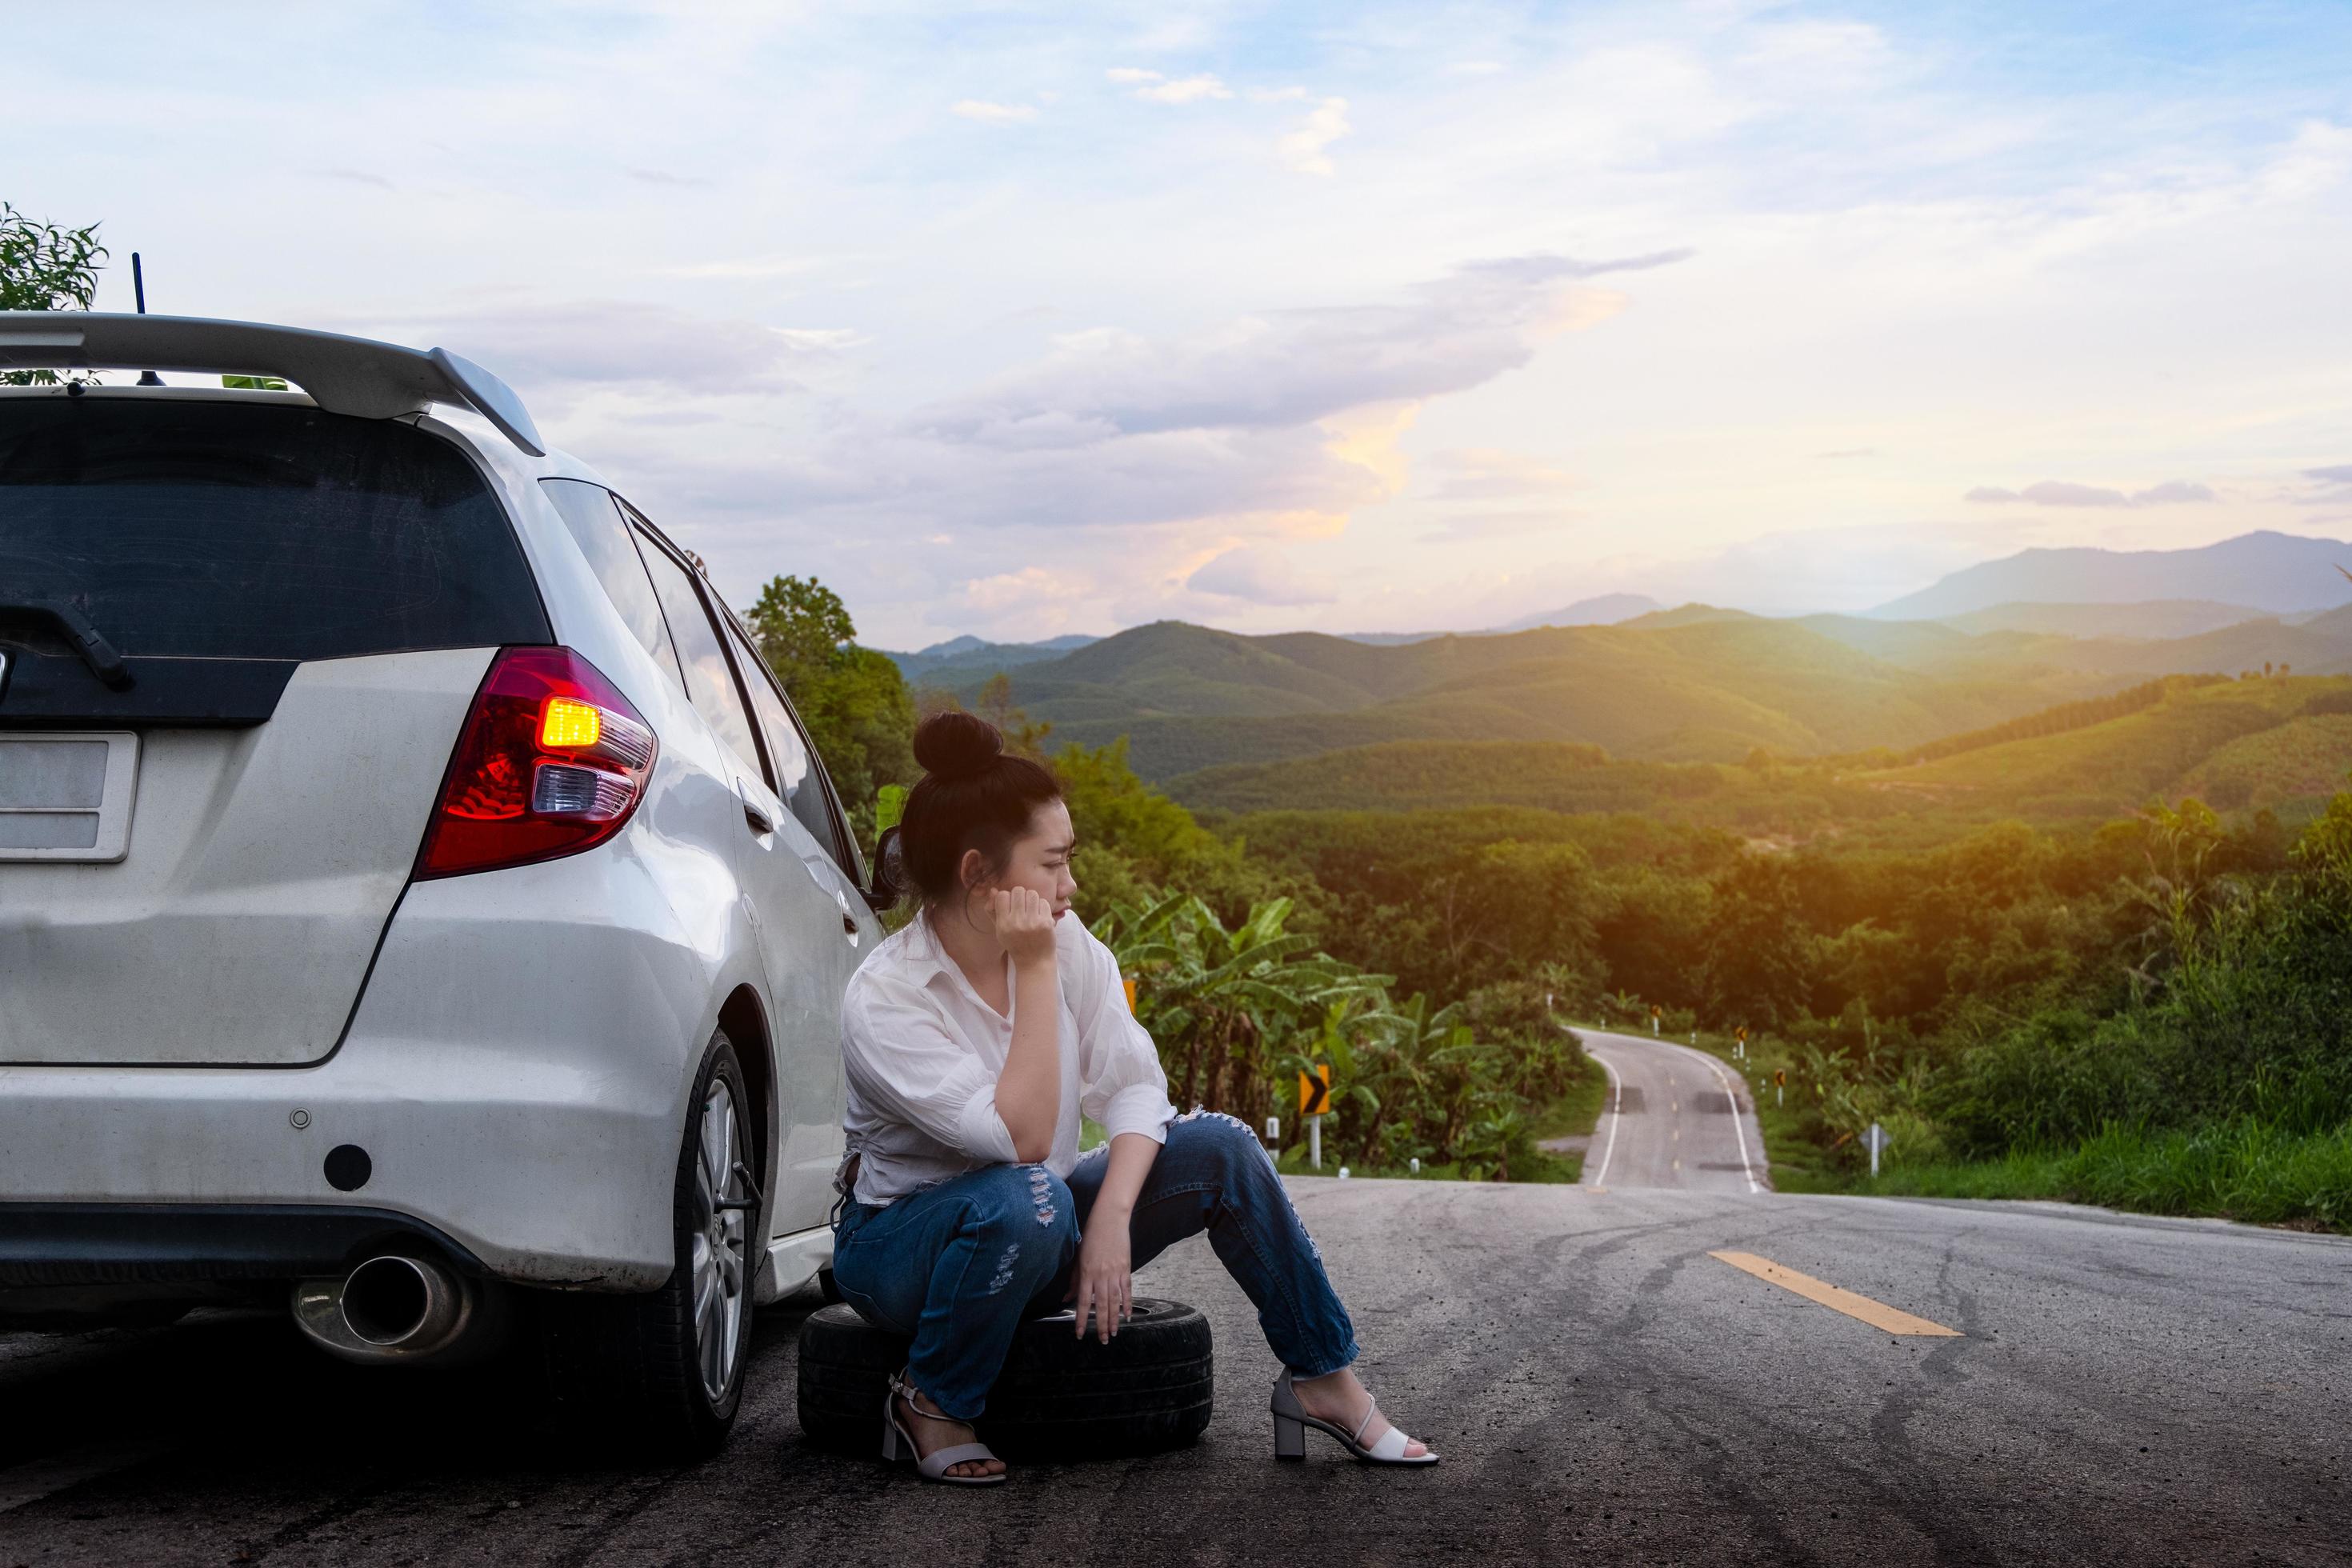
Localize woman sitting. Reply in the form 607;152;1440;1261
830;710;1438;1483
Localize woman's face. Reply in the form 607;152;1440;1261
964;798;1078;920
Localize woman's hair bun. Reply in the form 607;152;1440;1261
913;709;1005;780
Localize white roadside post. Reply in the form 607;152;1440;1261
1410;1157;1421;1174
1864;1122;1891;1178
1265;1115;1279;1150
1310;1114;1322;1170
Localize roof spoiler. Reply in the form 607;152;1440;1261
0;312;545;457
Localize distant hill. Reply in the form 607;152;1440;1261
966;616;2107;779
1490;593;1663;632
1848;674;2349;821
883;633;1098;682
1618;603;1758;630
1870;531;2352;620
1170;740;1879;828
1936;601;2271;640
2049;618;2352;679
1173;674;2352;830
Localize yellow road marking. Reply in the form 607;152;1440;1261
1709;1251;1962;1337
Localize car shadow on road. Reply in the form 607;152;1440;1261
1;1298;829;1483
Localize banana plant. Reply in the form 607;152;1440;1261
1098;894;1392;1130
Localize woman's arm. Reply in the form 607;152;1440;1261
1068;1130;1155;1341
989;887;1062;1163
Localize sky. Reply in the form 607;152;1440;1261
12;1;2352;648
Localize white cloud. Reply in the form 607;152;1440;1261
1278;97;1350;174
912;253;1681;444
1186;546;1338;604
1106;66;1233;104
1966;479;2218;507
354;301;848;396
1418;509;1580;542
1425;447;1582;500
952;99;1038;123
964;566;1090;615
1137;74;1233;105
658;253;829;281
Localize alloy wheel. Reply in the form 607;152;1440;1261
690;1078;752;1402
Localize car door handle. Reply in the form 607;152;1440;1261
743;799;774;835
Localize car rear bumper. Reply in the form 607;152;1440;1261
0;1202;489;1288
0;1039;680;1291
0;849;742;1294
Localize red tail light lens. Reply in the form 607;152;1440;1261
416;646;658;879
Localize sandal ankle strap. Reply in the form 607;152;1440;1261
890;1371;965;1424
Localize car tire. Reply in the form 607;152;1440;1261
795;1297;1214;1461
534;1028;761;1458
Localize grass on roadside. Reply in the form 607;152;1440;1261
1526;1064;1610;1148
1562;1023;2352;1230
1274;1142;1582;1183
1857;1118;2352;1230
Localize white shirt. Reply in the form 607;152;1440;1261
839;906;1177;1206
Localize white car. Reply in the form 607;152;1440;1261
0;314;881;1454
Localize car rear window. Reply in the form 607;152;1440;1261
0;398;550;659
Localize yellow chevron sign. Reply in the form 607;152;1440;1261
1298;1063;1331;1116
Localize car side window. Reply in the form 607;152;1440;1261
540;480;684;688
726;623;845;865
630;532;767;787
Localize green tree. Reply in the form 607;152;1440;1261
742;574;915;838
1101;894;1390;1133
743;574;854;684
1698;853;1815;1028
975;672;1056;758
2;202;107;386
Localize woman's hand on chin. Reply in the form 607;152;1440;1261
988;886;1059;970
1066;1218;1133;1344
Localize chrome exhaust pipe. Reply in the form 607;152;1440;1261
291;1254;505;1366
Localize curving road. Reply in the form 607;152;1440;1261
1575;1026;1768;1194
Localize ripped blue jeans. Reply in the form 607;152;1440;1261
829;1110;1359;1422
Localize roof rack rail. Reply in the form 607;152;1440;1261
0;312;545;456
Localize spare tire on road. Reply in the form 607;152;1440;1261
796;1298;1213;1460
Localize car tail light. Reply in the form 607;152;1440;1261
415;646;658;879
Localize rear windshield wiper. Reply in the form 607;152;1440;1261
0;599;134;690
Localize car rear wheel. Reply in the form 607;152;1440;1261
534;1028;760;1457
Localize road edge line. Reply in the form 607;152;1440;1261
1587;1041;1623;1190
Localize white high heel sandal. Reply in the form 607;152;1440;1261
881;1367;1006;1485
1270;1367;1440;1465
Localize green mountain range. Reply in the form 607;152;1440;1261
945;605;2352;783
1168;675;2352;838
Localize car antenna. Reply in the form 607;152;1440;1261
133;253;164;385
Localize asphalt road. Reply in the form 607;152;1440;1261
1576;1026;1769;1194
5;1169;2348;1565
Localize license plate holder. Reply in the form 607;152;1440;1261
0;730;140;862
